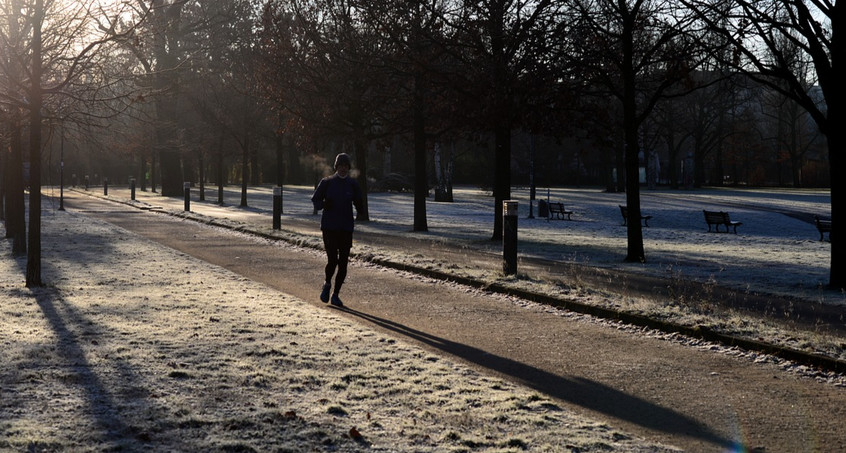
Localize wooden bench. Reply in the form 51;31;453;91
815;215;831;241
547;202;574;220
703;210;742;233
619;205;652;227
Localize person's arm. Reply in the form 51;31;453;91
311;179;328;211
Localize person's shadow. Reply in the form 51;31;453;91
337;306;736;450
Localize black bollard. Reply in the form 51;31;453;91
104;178;109;196
273;186;282;230
503;200;518;276
130;178;136;200
184;182;190;211
85;175;89;190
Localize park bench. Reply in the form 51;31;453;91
703;210;742;233
547;202;574;220
815;215;832;241
619;205;652;227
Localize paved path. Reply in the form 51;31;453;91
63;191;846;452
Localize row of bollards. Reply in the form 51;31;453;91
179;186;520;276
95;178;142;201
180;183;284;232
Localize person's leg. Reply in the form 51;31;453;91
321;231;340;302
323;231;340;283
332;231;353;296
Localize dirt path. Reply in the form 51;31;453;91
64;191;846;452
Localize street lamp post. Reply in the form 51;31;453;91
59;126;65;211
528;136;535;219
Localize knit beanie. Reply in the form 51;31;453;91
334;153;352;169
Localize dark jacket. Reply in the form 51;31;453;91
311;174;363;232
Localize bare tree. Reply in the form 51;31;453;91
756;36;820;187
0;0;140;286
179;0;268;207
683;0;844;287
0;0;29;255
258;0;397;222
681;71;744;188
350;0;454;232
447;0;562;241
113;0;242;197
566;0;708;262
351;0;483;231
650;95;691;188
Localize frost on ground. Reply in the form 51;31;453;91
0;209;675;452
65;185;846;366
154;184;844;365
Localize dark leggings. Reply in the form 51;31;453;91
323;230;353;294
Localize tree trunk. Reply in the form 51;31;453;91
151;0;183;197
694;144;706;188
828;112;845;289
412;75;428;232
26;0;44;287
151;152;158;193
4;0;25;253
0;140;5;222
433;141;454;202
624;138;645;263
157;149;182;196
240;135;249;207
198;153;205;201
614;144;625;192
665;130;679;189
622;21;644;263
151;61;183;196
217;133;225;205
434;142;443;189
446;141;455;200
5;113;26;255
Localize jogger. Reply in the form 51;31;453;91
311;153;363;307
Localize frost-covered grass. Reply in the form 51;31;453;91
54;184;846;363
0;207;675;452
85;184;835;299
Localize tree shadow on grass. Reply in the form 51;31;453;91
28;287;147;448
3;208;151;448
339;306;737;451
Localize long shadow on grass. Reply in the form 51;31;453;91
31;289;139;447
341;307;736;450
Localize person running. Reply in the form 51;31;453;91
311;153;363;307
